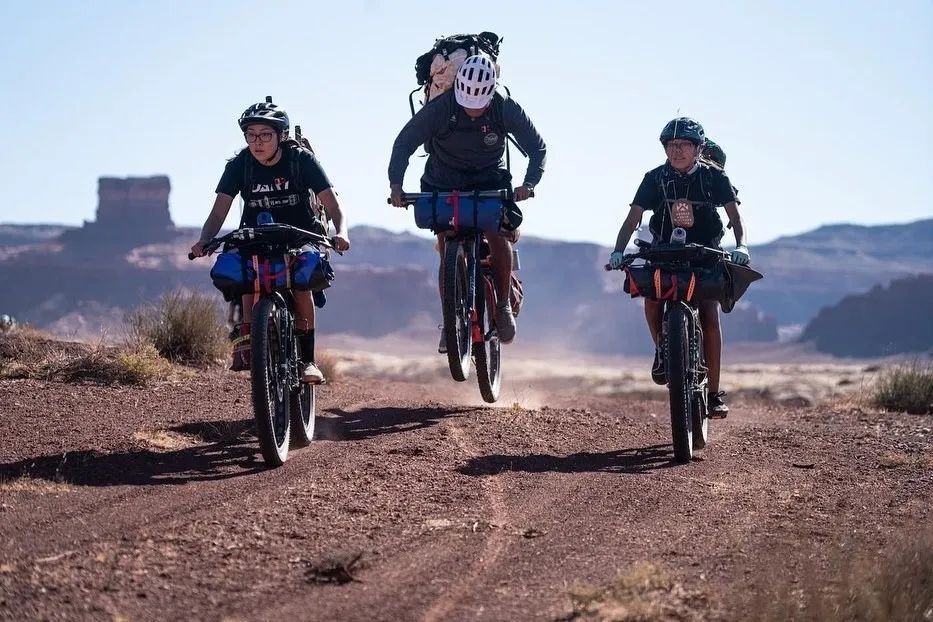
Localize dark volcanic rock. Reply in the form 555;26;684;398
801;273;933;356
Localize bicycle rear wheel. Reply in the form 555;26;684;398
691;325;709;450
289;383;315;448
666;304;693;463
251;297;291;467
474;275;502;403
442;240;471;382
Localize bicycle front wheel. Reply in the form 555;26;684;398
442;240;471;382
666;304;693;463
251;297;291;467
474;275;501;403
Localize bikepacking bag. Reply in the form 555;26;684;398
622;262;762;312
210;250;333;301
415;31;502;102
413;193;503;233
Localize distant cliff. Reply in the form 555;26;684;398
801;274;933;357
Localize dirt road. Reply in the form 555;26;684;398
1;369;930;620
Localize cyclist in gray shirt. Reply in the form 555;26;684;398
388;55;546;349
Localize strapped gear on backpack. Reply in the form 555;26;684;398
238;96;290;136
455;55;497;109
659;117;705;146
415;32;501;102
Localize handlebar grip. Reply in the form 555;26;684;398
188;252;196;261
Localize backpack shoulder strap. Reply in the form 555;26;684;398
239;150;253;201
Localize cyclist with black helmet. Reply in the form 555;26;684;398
608;117;749;416
388;55;546;351
190;99;350;383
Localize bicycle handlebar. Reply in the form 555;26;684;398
603;243;730;271
387;188;534;206
188;224;336;261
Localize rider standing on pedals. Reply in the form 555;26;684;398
608;118;749;416
387;55;546;351
190;100;350;383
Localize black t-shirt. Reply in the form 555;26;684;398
216;147;332;229
631;163;737;246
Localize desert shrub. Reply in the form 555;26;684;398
127;290;228;366
872;360;933;415
0;329;171;386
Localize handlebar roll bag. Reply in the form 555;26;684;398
413;195;503;233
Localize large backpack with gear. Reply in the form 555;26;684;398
414;32;502;104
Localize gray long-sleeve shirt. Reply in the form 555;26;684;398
388;90;546;188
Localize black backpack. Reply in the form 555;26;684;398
241;125;329;236
414;32;502;85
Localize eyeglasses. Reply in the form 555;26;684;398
244;131;276;144
664;140;696;152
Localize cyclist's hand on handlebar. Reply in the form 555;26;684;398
608;250;626;270
730;244;750;265
389;184;405;208
189;241;208;258
513;185;533;202
332;234;350;252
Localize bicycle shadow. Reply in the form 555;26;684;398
317;406;473;442
457;443;684;476
0;419;266;488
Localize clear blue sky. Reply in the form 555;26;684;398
1;0;930;246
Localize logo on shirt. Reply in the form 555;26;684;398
251;179;290;193
483;132;499;146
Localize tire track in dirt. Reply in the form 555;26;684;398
420;422;511;622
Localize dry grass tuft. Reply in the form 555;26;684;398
0;476;73;494
567;562;715;621
0;329;172;386
127;290;228;367
872;360;933;415
747;533;933;622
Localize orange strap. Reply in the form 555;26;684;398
686;272;697;302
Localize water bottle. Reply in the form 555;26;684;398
670;227;687;245
257;211;274;226
512;248;521;271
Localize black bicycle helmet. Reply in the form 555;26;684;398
659;117;705;146
238;96;289;134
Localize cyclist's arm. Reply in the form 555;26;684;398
199;193;235;244
318;188;347;239
613;205;645;253
387;102;447;186
501;98;546;187
723;201;745;247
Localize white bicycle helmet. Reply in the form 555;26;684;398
454;55;497;109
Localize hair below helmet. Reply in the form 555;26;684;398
238;98;289;134
659;117;705;146
454;55;497;109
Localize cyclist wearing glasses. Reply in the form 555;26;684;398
608;117;749;416
190;100;350;382
388;55;546;350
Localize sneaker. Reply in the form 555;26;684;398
495;302;516;343
438;328;447;354
230;335;251;372
651;349;666;385
301;362;325;385
709;391;729;418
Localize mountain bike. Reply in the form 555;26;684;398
190;221;335;467
393;189;524;403
607;241;760;462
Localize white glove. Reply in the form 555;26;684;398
730;245;750;265
609;250;626;269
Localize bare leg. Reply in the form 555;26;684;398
292;290;315;332
485;231;513;303
645;299;663;346
698;300;722;393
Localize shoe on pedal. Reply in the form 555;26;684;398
709;391;729;418
301;362;325;385
495;302;516;343
651;349;666;385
